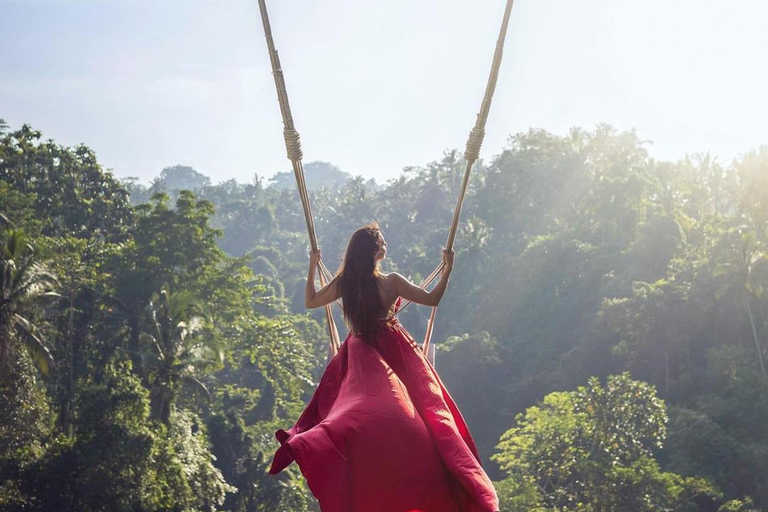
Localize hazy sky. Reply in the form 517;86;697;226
2;0;767;185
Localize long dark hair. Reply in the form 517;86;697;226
337;222;386;340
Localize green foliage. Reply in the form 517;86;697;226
208;409;318;512
0;125;132;241
493;374;719;511
574;374;667;465
494;473;545;512
0;354;52;510
718;497;759;512
155;410;236;511
235;314;321;420
106;191;226;374
663;407;738;497
0;180;41;234
143;289;223;424
0;228;58;378
438;331;512;466
23;366;232;512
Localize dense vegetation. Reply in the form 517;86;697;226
1;118;766;511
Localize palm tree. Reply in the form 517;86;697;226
143;289;223;424
455;215;492;292
714;225;767;376
0;228;58;380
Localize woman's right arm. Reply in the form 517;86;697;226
392;249;454;307
305;249;341;309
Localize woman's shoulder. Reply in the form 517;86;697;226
378;272;403;292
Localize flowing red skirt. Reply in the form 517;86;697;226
269;316;499;512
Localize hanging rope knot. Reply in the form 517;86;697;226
284;128;303;161
464;126;485;162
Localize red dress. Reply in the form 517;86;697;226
269;310;500;512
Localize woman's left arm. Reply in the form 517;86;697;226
305;249;341;309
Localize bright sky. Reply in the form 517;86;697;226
2;0;767;185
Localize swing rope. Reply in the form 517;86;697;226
257;0;341;356
257;0;515;358
396;0;516;357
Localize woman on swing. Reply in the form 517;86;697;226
269;222;500;512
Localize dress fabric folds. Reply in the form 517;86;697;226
269;314;499;512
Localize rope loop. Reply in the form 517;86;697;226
284;128;303;161
464;126;485;162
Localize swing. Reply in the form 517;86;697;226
257;0;515;360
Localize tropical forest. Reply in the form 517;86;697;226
1;117;767;511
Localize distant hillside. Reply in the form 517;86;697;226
123;161;377;205
156;165;211;190
122;165;212;204
270;161;375;191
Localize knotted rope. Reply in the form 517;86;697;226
464;127;486;164
284;128;303;162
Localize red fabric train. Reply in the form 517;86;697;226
269;313;500;512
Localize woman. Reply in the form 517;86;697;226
269;223;499;512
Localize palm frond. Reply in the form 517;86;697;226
139;331;165;360
2;230;32;260
0;213;15;229
181;375;212;400
13;314;54;376
8;277;59;304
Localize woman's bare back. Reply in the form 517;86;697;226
376;273;400;319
